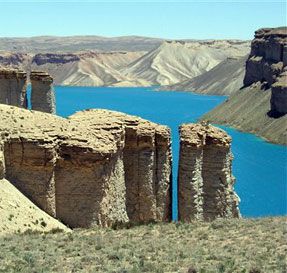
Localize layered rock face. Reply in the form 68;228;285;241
271;71;287;116
0;69;27;108
69;110;172;223
30;71;56;114
178;123;239;222
243;27;287;87
0;68;56;114
0;105;172;228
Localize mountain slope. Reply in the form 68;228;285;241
163;56;248;95
122;41;250;86
30;51;147;86
202;85;287;145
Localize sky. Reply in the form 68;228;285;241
0;1;286;40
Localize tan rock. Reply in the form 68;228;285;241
30;71;56;114
178;123;239;221
0;68;27;108
0;105;172;228
244;27;287;87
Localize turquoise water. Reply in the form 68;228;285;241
47;86;286;219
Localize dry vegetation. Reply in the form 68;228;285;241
0;217;286;273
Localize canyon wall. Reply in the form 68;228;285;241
178;123;239;221
243;27;286;88
202;27;287;144
0;105;172;228
243;27;287;117
0;69;27;108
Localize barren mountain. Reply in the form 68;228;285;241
0;37;250;87
163;55;248;95
122;40;250;86
0;36;164;53
30;51;147;86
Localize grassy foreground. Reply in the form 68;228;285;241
0;217;286;273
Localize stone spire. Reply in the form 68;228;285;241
178;123;240;221
30;71;56;114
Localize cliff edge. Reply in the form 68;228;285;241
202;27;287;145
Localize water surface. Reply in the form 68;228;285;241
53;86;286;219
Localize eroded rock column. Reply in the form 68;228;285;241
178;123;240;222
0;69;27;108
270;71;287;117
122;118;172;223
30;71;56;114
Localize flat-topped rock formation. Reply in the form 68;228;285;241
0;69;27;108
0;105;171;228
202;27;287;145
178;123;239;221
30;71;56;114
0;68;56;114
244;27;287;88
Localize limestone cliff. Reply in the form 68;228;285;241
202;27;287;145
0;69;27;108
178;123;239;221
0;105;172;228
243;27;286;87
30;71;56;114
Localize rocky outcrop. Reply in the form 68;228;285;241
32;53;80;65
178;123;239;221
0;69;27;108
0;68;56;114
30;71;56;114
244;27;287;88
270;71;287;116
0;105;172;228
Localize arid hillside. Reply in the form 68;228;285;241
163;55;248;95
0;37;250;87
0;218;285;273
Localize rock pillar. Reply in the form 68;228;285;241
30;71;56;114
0;69;27;108
178;123;240;221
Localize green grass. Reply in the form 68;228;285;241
0;217;286;273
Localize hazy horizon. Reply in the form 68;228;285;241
0;1;285;40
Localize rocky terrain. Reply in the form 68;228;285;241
163;56;247;95
203;27;287;145
0;104;172;228
0;38;249;87
178;123;239;221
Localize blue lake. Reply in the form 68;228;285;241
50;86;286;220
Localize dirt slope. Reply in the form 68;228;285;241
164;56;247;95
0;179;69;235
202;85;287;145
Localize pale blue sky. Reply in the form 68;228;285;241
0;1;286;39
